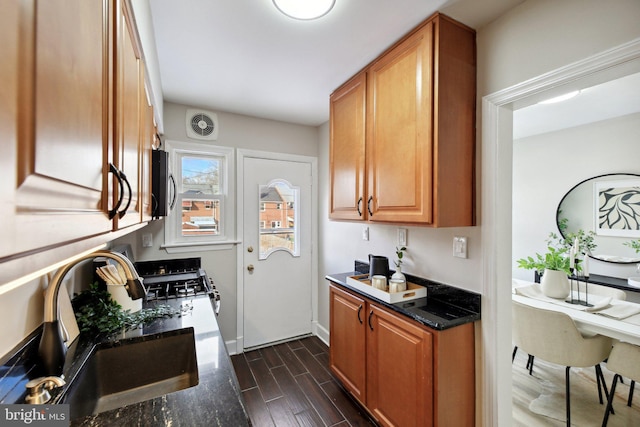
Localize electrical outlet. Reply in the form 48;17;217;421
362;226;369;241
142;233;153;248
453;236;467;259
397;228;407;246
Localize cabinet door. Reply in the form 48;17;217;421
329;285;367;404
329;73;367;220
367;304;433;427
113;0;142;229
367;23;434;224
431;15;476;227
140;85;155;223
0;0;113;262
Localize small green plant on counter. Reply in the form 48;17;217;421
516;239;571;275
72;283;191;336
394;246;407;268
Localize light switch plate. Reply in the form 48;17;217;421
453;236;467;258
397;228;407;246
142;233;153;248
362;226;369;241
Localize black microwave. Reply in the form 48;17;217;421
151;150;176;218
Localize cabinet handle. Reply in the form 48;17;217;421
367;196;373;217
118;169;132;219
169;173;177;211
368;309;374;331
108;163;124;219
357;197;362;217
151;193;158;217
357;304;363;324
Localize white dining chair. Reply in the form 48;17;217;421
601;341;640;426
512;282;625;374
512;300;613;427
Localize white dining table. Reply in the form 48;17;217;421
512;283;640;347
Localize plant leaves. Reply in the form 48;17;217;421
72;283;190;337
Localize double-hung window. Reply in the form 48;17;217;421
163;140;235;252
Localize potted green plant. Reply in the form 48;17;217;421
516;238;571;298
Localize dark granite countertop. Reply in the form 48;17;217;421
326;266;481;331
0;296;250;426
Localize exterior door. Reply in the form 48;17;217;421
242;156;313;349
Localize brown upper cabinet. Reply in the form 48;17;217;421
113;0;145;230
329;13;476;227
1;0;152;270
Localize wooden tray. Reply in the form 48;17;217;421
346;274;427;303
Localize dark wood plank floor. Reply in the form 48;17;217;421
231;336;377;427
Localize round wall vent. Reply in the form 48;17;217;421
186;109;219;140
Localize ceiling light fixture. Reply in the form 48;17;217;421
272;0;336;20
538;90;581;104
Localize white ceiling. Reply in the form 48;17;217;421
513;71;640;139
148;0;523;126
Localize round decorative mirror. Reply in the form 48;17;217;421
556;173;640;264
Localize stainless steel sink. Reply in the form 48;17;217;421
60;327;198;420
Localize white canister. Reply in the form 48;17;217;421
371;275;388;291
389;279;406;293
107;283;143;313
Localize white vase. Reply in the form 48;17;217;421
540;269;570;299
390;266;407;292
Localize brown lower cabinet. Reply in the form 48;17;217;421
329;284;475;426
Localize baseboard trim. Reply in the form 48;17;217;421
225;339;240;356
229;323;329;355
313;321;329;347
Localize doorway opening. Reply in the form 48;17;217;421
481;39;640;425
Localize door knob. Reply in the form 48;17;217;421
247;264;254;272
247;246;254;253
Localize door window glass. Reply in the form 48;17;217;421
259;180;299;259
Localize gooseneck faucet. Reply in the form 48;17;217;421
38;250;146;377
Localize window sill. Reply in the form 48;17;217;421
161;240;241;254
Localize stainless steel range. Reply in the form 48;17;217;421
134;257;221;315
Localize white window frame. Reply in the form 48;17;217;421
162;140;237;253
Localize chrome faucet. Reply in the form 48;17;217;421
38;250;146;377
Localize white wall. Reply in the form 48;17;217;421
479;0;640;96
478;0;640;425
513;113;640;282
113;102;319;347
